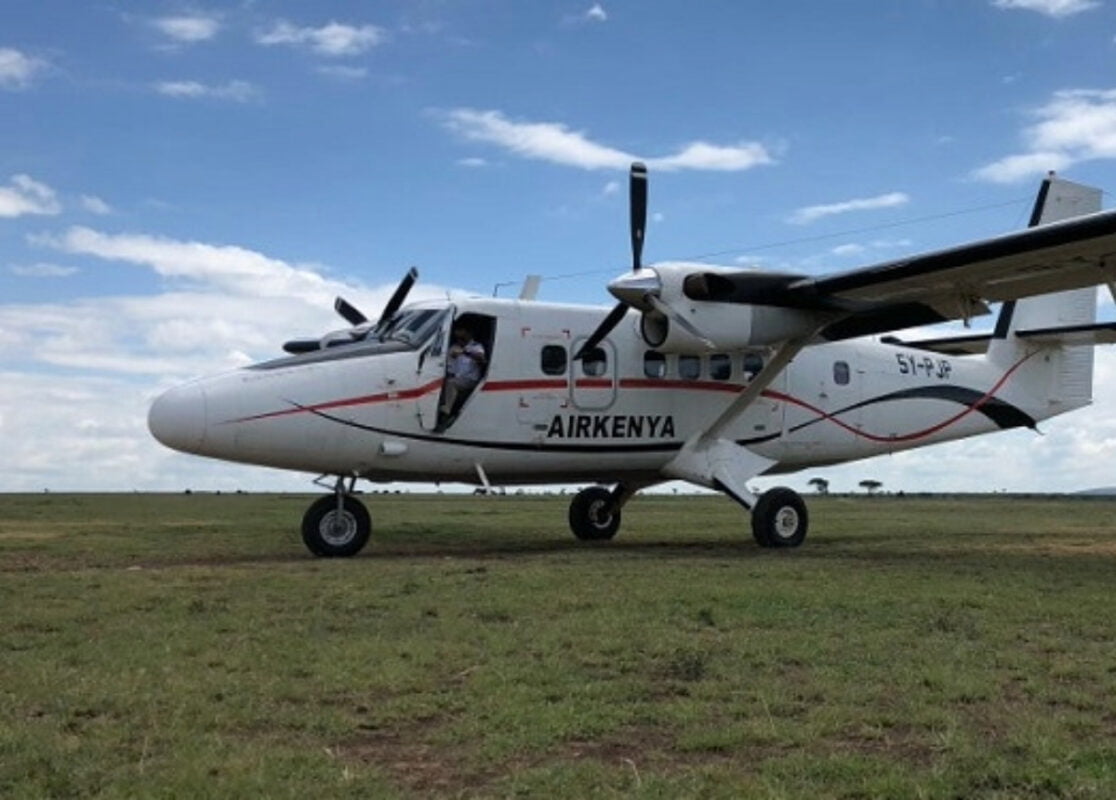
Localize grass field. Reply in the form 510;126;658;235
2;492;1115;798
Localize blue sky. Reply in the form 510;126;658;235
4;0;1116;493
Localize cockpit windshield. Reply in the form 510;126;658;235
370;307;447;346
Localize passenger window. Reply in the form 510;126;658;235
742;353;764;381
679;354;701;380
834;361;850;385
710;354;731;381
643;351;666;378
541;344;567;376
581;347;607;377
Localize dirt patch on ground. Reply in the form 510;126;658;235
337;721;486;795
988;540;1116;558
338;721;779;795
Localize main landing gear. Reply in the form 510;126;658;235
750;486;808;548
566;483;809;548
301;476;371;557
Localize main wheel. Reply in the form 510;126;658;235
751;487;808;548
301;495;372;557
568;486;620;541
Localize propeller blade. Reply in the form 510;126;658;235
646;294;715;350
630;162;648;271
283;339;321;355
334;297;368;326
575;302;630;359
377;266;419;329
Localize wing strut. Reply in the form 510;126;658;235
662;335;813;508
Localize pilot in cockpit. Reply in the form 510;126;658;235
434;323;486;432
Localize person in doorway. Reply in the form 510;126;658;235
435;324;486;431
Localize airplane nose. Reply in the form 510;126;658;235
148;381;208;453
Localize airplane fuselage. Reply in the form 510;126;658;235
149;296;1072;486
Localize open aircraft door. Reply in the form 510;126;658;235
412;307;453;430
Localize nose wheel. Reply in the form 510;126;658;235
568;485;622;541
301;492;372;557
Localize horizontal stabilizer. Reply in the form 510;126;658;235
886;332;993;355
893;321;1116;355
1016;322;1116;347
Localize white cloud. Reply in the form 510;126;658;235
153;14;221;42
563;4;608;26
653;141;774;171
991;0;1099;17
456;157;488;168
40;226;333;299
973;88;1116;183
80;195;112;215
256;20;385;56
9;262;78;278
0;47;46;90
441;108;774;172
602;179;620;194
787;191;910;225
973;151;1071;183
154;80;259;102
585;4;608;22
0;174;61;217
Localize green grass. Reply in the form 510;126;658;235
2;492;1116;798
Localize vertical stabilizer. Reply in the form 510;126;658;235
988;174;1102;408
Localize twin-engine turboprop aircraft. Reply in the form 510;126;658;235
149;165;1116;556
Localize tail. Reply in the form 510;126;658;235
987;174;1103;412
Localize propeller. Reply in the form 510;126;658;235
282;267;421;355
630;162;647;271
333;297;368;327
375;266;419;331
574;163;648;360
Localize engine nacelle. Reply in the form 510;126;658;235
635;263;824;353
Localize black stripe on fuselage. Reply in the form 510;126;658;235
302;406;684;454
781;384;1036;438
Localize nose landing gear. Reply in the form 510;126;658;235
301;476;372;557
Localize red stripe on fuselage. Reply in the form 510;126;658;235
481;379;568;392
230;377;444;423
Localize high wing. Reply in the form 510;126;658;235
686;207;1116;341
586;168;1116;512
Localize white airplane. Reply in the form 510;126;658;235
149;165;1116;557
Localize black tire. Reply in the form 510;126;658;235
568;486;620;541
301;495;372;557
751;487;808;548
